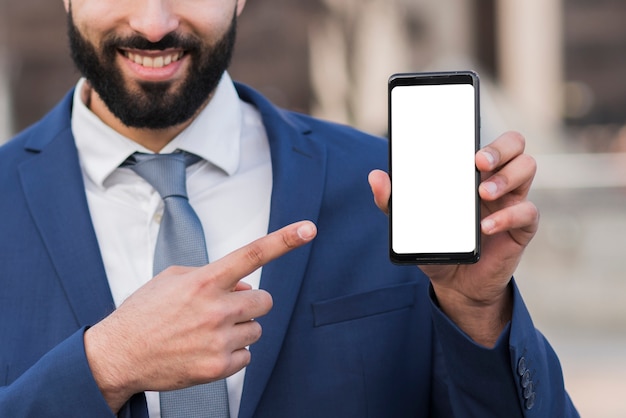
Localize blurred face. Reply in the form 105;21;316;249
65;0;243;129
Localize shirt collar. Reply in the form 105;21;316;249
72;72;242;189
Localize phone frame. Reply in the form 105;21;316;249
388;71;481;265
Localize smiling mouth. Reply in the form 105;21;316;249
122;50;184;68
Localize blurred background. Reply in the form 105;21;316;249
1;0;625;415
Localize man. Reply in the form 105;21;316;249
0;0;578;417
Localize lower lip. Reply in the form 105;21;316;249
120;52;186;82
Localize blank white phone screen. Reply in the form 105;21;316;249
391;83;477;255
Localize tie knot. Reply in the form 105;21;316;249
124;152;201;199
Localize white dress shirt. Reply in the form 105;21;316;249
71;73;272;418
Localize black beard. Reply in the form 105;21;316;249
67;10;237;129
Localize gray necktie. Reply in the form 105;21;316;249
124;151;230;418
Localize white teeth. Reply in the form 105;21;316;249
125;51;182;68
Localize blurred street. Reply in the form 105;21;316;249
517;164;626;417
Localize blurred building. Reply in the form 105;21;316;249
0;1;76;136
1;0;625;148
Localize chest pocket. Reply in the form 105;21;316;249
312;282;418;327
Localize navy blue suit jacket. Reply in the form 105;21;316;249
0;83;578;417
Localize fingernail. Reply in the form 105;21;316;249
482;181;498;196
481;149;496;166
481;218;496;234
297;222;316;240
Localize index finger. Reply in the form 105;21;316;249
476;131;526;172
204;220;317;290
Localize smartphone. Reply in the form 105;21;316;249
388;71;480;264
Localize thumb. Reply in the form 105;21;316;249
368;169;391;215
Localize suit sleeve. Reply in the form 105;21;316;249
429;279;580;417
0;327;117;418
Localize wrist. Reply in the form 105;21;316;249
431;282;513;348
84;320;137;413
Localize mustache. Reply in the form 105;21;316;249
103;33;201;51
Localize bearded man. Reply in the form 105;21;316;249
0;1;578;417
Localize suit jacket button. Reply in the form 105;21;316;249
525;392;536;410
523;382;534;399
521;370;531;388
517;357;527;376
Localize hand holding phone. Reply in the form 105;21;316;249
389;71;480;264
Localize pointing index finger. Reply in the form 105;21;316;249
205;221;317;290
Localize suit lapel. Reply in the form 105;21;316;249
236;84;327;418
19;94;116;326
19;85;325;418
